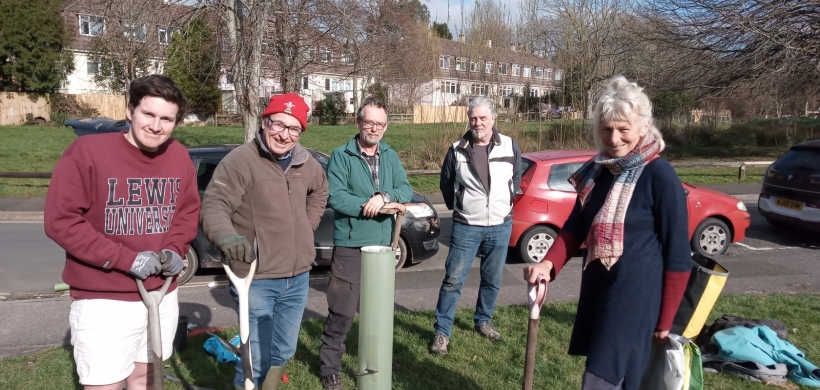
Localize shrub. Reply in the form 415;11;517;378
48;94;100;127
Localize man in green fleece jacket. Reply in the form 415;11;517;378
318;97;412;390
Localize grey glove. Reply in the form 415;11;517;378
218;235;256;263
159;249;185;276
130;251;162;280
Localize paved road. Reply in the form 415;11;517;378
2;191;819;360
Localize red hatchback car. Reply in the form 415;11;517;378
510;150;752;263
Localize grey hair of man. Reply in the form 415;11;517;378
355;97;388;122
591;75;666;153
467;96;498;120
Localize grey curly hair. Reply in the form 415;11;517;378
591;75;666;153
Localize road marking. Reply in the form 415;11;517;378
734;242;774;250
733;242;797;251
180;281;229;288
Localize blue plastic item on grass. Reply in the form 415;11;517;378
203;334;241;364
713;325;820;387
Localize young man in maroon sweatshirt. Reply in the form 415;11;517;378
45;74;200;390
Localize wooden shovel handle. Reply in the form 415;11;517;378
523;318;540;390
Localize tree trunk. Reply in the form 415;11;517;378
221;0;263;143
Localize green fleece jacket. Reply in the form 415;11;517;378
327;136;413;247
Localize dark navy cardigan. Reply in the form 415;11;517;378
548;157;692;389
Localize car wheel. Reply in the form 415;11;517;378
176;247;199;286
691;218;731;256
518;226;558;264
395;237;409;270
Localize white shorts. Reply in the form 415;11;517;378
69;289;179;385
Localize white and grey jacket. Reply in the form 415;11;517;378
439;129;522;226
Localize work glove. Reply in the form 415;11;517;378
130;251;162;280
159;249;185;276
218;235;256;263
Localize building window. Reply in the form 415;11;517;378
456;57;467;71
440;81;459;94
498;63;508;75
535;67;543;78
500;86;513;97
530;88;539;97
79;15;105;37
320;48;333;62
439;56;450;69
332;79;352;91
225;74;234;84
470;60;479;72
302;76;309;90
86;60;99;76
158;26;178;45
523;66;531;78
123;21;147;43
555;69;562;81
341;52;352;64
304;48;316;61
485;61;493;74
512;64;520;76
325;78;331;91
470;84;488;96
546;68;553;79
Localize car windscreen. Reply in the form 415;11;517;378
772;149;820;172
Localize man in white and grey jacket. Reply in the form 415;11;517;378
430;97;522;355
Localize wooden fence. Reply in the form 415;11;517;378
0;93;50;125
413;105;468;124
0;93;126;126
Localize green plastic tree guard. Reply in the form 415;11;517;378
357;245;397;390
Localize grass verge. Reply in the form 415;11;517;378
1;293;818;389
0;123;779;197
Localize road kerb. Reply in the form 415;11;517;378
0;194;760;222
0;211;44;221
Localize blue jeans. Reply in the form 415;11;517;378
434;219;512;337
229;271;309;388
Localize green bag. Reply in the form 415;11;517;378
683;340;703;390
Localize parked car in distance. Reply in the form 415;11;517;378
65;118;441;285
510;150;752;263
758;139;820;233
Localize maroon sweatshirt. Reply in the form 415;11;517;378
45;132;200;301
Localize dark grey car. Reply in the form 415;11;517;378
758;139;820;233
65;118;441;285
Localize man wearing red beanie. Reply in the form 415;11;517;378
201;93;328;390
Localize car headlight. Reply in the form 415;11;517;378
406;203;435;218
737;201;747;212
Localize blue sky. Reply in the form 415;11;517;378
425;0;522;36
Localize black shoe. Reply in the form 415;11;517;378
321;373;344;390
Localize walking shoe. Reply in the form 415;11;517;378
321;373;344;390
475;322;502;341
430;332;449;355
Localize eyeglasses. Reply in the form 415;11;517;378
263;118;302;138
360;120;387;130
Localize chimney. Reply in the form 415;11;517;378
459;34;466;43
486;39;492;48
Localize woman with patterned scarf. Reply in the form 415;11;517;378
523;76;692;390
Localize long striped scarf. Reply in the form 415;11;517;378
568;134;661;270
